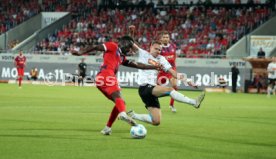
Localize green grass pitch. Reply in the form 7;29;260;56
0;84;275;159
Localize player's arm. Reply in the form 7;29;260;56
14;60;17;67
159;56;181;80
128;25;136;38
71;45;105;56
161;56;197;88
122;60;161;70
23;57;27;67
267;65;274;73
168;68;198;88
167;69;187;82
122;58;160;70
131;43;140;52
14;58;18;68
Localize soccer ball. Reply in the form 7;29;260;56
130;124;147;139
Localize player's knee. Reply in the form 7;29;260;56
168;87;174;92
172;84;177;89
111;91;122;101
152;120;160;126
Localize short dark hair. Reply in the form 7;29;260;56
118;35;134;55
158;31;170;41
159;31;169;36
119;35;134;42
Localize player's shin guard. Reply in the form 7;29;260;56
107;106;119;127
115;98;126;112
132;113;153;124
170;90;196;106
170;86;177;106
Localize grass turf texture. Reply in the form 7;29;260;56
0;84;275;159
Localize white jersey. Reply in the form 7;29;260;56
137;48;172;86
267;62;276;79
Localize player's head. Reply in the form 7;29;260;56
118;35;134;55
150;41;162;58
159;31;170;45
272;56;276;63
19;50;23;56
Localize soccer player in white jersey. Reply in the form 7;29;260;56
128;41;205;126
267;56;276;97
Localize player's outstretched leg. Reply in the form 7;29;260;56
127;110;153;124
127;108;160;126
18;77;22;88
267;86;272;97
170;90;206;109
194;91;206;109
101;126;112;135
118;111;137;126
100;106;119;135
169;86;177;113
113;98;137;126
169;88;177;112
169;90;196;106
153;85;205;108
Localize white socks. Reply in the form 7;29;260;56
267;87;272;95
118;111;127;117
170;90;196;106
131;113;153;124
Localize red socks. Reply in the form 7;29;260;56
115;98;126;112
19;77;22;87
106;106;119;127
106;98;126;127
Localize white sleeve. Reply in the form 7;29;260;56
102;44;107;52
138;48;148;57
267;63;272;71
159;56;172;72
138;48;149;63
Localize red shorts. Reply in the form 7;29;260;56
17;68;24;76
157;67;176;85
95;72;121;100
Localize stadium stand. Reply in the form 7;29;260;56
0;0;41;35
0;0;275;58
35;4;273;58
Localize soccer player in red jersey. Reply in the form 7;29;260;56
157;31;178;112
72;36;160;135
14;50;26;88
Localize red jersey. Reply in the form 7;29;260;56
160;43;177;68
99;42;126;75
14;55;26;68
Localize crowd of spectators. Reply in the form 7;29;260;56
7;39;19;49
34;2;272;58
0;0;274;58
0;0;41;35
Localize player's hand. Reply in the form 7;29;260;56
156;63;164;71
148;59;163;71
129;25;136;31
151;63;163;71
187;80;198;89
129;25;136;36
180;76;198;89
